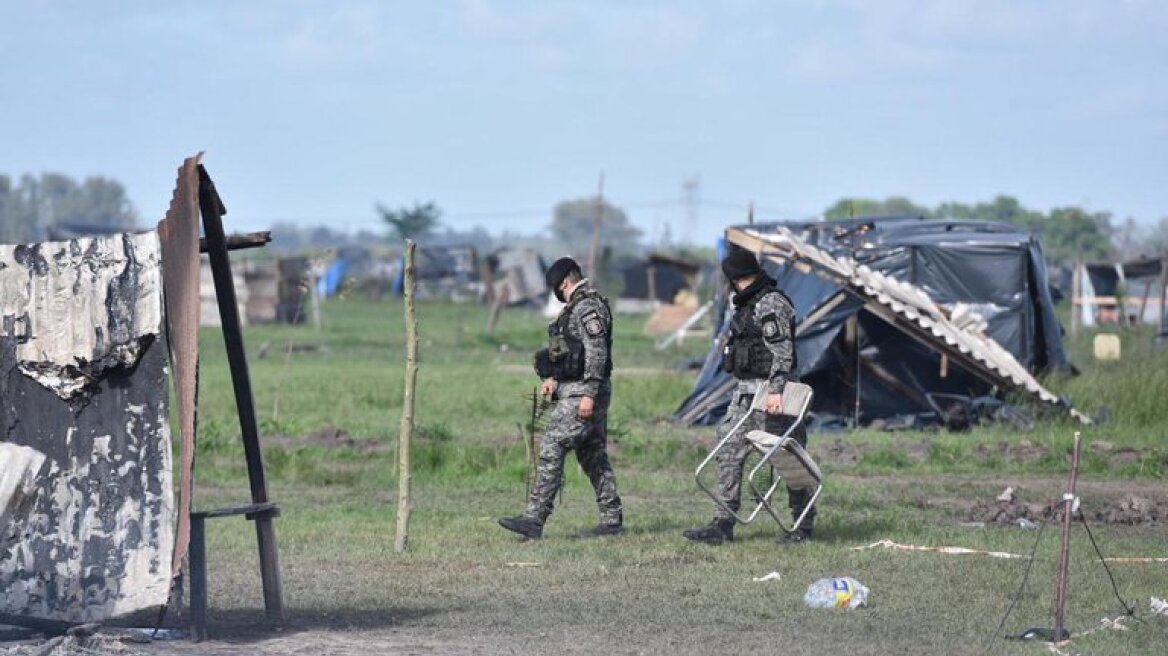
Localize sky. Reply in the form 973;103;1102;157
2;0;1165;246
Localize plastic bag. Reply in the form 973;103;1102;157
804;577;869;609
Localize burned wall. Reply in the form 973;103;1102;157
0;232;173;623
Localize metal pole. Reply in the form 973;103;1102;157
1054;431;1083;641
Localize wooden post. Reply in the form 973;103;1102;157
588;172;604;285
1159;256;1168;336
1069;261;1081;339
198;166;284;623
1054;431;1083;642
395;240;418;553
486;282;510;336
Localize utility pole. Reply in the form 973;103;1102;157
682;175;700;244
588;172;604;282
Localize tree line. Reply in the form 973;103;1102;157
0;173;138;244
3;170;1163;271
824;195;1168;265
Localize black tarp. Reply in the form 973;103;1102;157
677;216;1071;426
621;261;690;302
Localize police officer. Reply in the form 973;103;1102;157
498;257;624;539
683;248;816;545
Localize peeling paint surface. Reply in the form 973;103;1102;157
0;233;173;623
0;233;163;401
0;443;46;539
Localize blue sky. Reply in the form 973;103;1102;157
2;0;1165;245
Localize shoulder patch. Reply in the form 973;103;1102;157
582;310;606;337
760;312;783;343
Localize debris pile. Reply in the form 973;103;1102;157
966;487;1039;525
1094;495;1168;525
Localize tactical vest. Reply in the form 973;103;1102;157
534;288;613;381
721;282;797;380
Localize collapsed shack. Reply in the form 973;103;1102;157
676;217;1089;429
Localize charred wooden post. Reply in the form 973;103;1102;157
395;240;419;553
197;165;284;622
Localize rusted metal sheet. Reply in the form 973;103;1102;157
156;153;202;579
0;232;174;623
727;226;1089;423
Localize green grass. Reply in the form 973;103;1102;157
179;298;1168;655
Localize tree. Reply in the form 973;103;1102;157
824;196;931;221
549;197;642;259
0;173;137;245
377;201;441;242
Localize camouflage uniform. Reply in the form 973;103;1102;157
712;280;815;529
524;281;623;527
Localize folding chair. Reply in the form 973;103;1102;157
744;381;821;533
693;381;817;527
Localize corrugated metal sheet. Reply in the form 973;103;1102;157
156;152;202;582
729;226;1089;423
0;232;175;623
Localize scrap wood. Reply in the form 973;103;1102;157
853;538;1029;560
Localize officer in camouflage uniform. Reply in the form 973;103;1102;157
498;257;624;540
683;248;816;546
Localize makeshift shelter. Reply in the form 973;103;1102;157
676;217;1085;428
395;245;479;300
621;254;700;303
1074;257;1167;329
485;247;547;306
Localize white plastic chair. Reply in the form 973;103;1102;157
693;381;817;527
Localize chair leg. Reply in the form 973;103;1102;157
190;515;208;642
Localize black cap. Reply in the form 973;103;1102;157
545;257;581;293
721;248;762;281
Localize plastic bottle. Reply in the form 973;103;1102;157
803;577;870;609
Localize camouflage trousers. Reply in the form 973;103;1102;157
524;385;623;526
712;391;816;527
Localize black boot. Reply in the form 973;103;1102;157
498;516;543;540
575;523;625;538
682;518;734;545
777;527;812;546
780;487;815;546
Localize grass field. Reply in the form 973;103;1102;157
154;298;1168;655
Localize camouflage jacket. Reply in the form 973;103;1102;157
731;282;797;396
554;280;613;398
